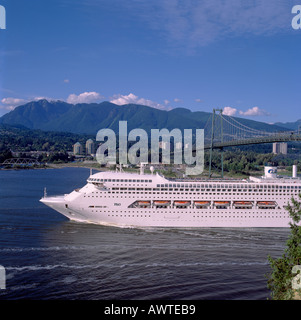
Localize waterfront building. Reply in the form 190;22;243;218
86;139;95;155
73;142;83;155
273;142;287;155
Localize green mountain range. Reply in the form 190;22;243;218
0;99;292;135
274;119;301;131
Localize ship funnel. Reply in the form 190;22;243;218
140;162;148;175
264;166;277;179
293;165;298;178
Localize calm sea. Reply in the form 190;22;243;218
0;167;290;300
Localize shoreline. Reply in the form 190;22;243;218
0;162;103;171
1;162;297;180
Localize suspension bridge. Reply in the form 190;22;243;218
202;109;301;177
204;108;301;150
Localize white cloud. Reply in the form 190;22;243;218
110;93;171;110
0;96;63;114
67;91;103;104
173;98;182;103
0;97;27;111
239;106;270;116
0;92;172;115
195;99;203;103
123;0;293;49
67;1;293;52
223;106;237;116
0;105;17;112
1;97;27;106
222;106;271;117
63;79;70;83
33;96;58;102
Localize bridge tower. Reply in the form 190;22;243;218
209;108;224;178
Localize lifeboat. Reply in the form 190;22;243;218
137;201;151;207
194;201;210;208
234;201;252;208
257;201;277;208
214;201;230;205
194;201;210;205
214;201;230;208
174;201;190;206
153;200;171;206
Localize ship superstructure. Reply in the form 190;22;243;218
40;165;301;228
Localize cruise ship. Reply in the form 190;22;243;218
40;165;301;228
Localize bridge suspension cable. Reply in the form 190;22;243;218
202;108;301;177
220;114;276;136
204;109;296;146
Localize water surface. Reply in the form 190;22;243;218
0;168;289;299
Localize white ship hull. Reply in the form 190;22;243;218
40;166;301;228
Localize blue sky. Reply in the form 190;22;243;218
0;0;301;123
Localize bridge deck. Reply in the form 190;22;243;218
203;133;301;150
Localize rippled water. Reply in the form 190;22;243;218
0;168;289;300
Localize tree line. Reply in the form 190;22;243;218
206;149;300;175
1;124;301;170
